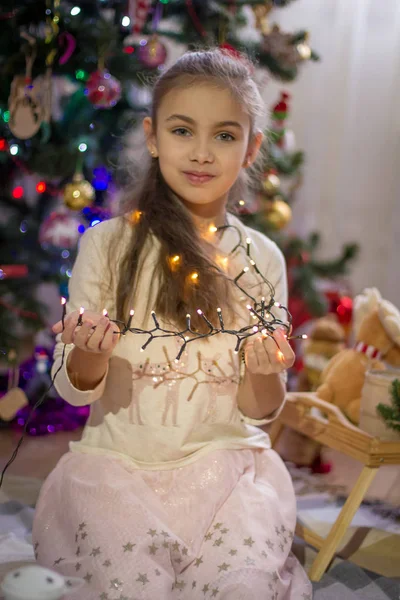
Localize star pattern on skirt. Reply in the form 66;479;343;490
204;532;213;541
182;547;188;556
161;531;170;538
272;572;279;583
123;542;135;552
74;562;81;572
83;572;93;583
212;588;220;597
213;537;223;547
194;556;204;567
245;557;255;566
192;581;197;588
275;526;281;536
243;537;255;547
75;534;78;543
279;543;284;552
162;541;169;548
103;559;112;567
53;557;65;565
221;528;229;534
99;593;109;600
172;541;180;552
155;569;161;576
81;532;88;540
110;578;123;590
214;522;223;530
147;528;157;537
228;549;237;556
75;546;80;557
174;557;183;564
218;562;230;572
174;580;186;591
136;573;149;586
261;550;268;558
202;583;210;594
78;522;87;531
265;539;274;550
149;543;158;555
90;547;101;557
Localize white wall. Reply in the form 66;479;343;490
260;0;400;304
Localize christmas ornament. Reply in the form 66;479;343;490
261;24;301;68
131;0;152;34
126;81;153;110
296;32;312;60
86;70;121;109
252;3;273;35
0;353;28;422
138;36;168;69
63;172;95;210
262;169;280;194
264;198;292;230
39;211;81;249
270;91;289;146
8;33;52;140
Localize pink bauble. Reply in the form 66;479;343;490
138;38;167;68
39;212;80;249
86;70;121;109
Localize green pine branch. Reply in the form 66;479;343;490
376;379;400;431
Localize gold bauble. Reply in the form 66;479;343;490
262;171;281;194
252;3;273;35
63;173;95;211
264;198;292;230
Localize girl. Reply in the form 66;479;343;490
33;49;312;599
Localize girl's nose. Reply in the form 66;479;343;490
190;140;214;164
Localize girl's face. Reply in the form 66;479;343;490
143;83;263;220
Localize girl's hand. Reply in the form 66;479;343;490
52;310;120;355
243;327;295;376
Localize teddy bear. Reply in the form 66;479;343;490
297;314;346;391
316;288;400;424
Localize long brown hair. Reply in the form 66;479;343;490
113;49;266;330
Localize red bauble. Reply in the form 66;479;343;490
86;70;121;109
138;38;167;69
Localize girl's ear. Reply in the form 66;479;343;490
243;130;264;168
143;117;158;158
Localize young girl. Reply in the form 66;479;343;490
33;49;312;599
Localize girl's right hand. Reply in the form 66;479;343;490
52;310;121;355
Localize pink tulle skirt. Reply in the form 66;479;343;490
32;448;312;599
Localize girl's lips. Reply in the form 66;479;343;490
183;172;215;185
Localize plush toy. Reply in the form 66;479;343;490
316;288;400;423
1;565;83;600
298;314;346;391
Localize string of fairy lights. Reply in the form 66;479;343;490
62;222;307;361
0;220;306;488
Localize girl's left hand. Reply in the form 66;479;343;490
243;327;295;376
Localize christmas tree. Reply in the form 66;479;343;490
0;0;355;367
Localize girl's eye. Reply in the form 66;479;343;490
216;132;235;141
172;128;191;137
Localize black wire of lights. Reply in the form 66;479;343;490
0;222;307;488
